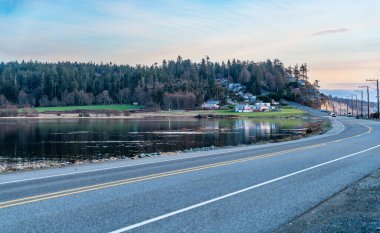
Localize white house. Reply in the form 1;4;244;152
255;103;271;112
228;83;245;92
234;102;275;112
298;80;306;86
202;100;220;110
243;93;256;103
235;104;254;113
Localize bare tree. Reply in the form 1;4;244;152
117;88;130;104
96;90;113;104
18;90;29;106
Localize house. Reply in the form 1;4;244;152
288;76;297;83
255;103;271;112
298;80;306;86
228;83;245;92
235;104;255;113
226;98;235;105
202;100;220;110
215;78;228;86
234;102;274;112
242;93;256;103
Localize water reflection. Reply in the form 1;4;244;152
0;118;304;162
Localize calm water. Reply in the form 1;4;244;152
0;118;305;162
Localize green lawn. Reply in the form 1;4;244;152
29;104;143;112
215;107;305;117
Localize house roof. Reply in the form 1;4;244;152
205;100;220;105
235;104;250;108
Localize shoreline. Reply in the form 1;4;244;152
0;109;306;120
0;117;330;173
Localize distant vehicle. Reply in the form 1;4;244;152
331;113;336;117
347;113;353;117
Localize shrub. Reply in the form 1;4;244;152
257;95;272;103
267;92;281;101
0;109;18;117
20;108;38;117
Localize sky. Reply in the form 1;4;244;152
0;0;380;97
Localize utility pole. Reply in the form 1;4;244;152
367;79;379;119
355;94;358;118
361;90;364;117
346;95;353;116
367;86;370;117
332;101;336;114
359;86;370;118
355;90;364;117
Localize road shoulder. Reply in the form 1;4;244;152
274;168;380;233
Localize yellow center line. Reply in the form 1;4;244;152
0;143;324;209
330;121;372;143
0;121;374;209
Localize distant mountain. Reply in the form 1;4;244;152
321;89;378;102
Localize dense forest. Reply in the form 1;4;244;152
0;57;320;109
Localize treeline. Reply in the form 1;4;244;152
0;57;316;109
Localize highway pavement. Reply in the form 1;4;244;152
1;117;380;232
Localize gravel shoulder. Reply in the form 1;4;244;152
274;168;380;233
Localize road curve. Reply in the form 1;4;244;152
1;117;380;233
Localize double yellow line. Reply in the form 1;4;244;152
0;121;374;210
331;121;372;143
0;143;325;209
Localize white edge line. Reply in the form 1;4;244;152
109;143;380;233
0;120;346;185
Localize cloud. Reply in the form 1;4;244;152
312;28;349;36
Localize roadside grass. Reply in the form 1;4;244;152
26;104;143;113
215;106;305;117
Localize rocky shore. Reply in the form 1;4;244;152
0;117;328;173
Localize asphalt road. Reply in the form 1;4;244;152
1;117;380;233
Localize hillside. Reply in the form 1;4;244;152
0;58;321;109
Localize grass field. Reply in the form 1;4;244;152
215;106;305;117
29;104;143;112
21;105;304;118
